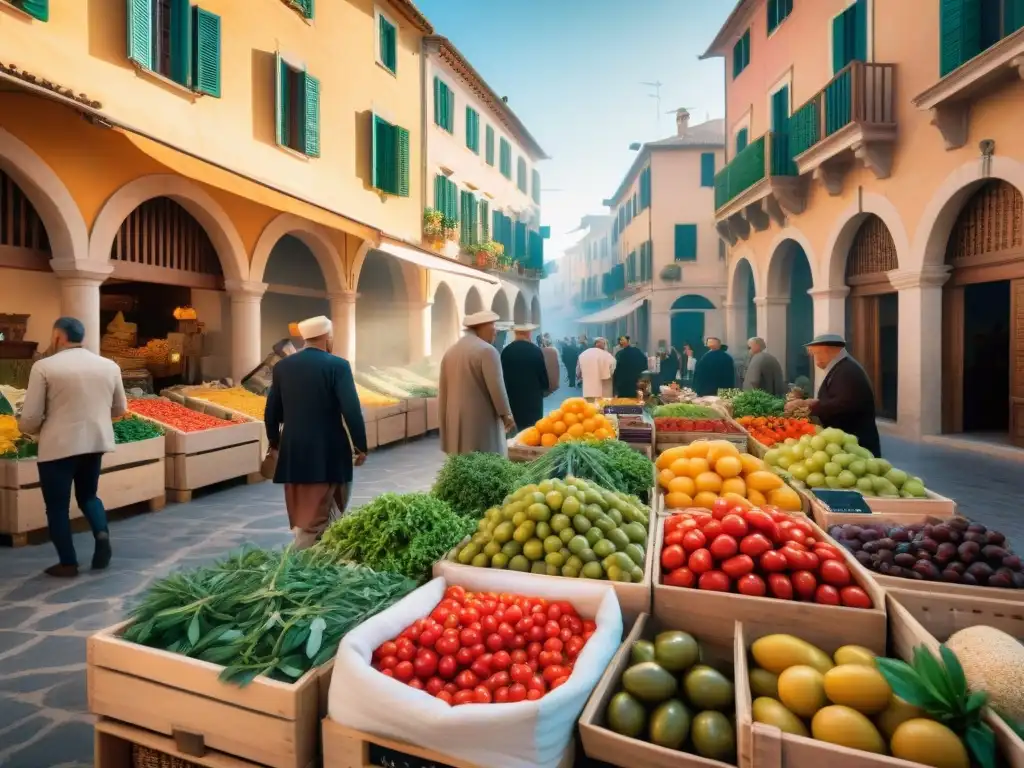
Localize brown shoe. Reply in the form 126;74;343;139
44;564;79;578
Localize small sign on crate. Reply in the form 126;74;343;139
369;744;458;768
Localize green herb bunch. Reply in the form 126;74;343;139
123;547;415;686
651;403;721;419
113;414;164;443
580;441;654;500
876;644;997;768
520;441;653;503
729;389;786;418
432;452;525;518
319;492;475;581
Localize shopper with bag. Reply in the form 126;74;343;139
264;315;367;549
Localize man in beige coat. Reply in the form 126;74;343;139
19;317;127;577
438;311;514;455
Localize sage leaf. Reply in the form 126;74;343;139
965;722;997;768
282;625;310;655
939;644;968;701
306;617;326;659
965;690;989;715
876;658;945;710
187;613;201;646
912;646;953;707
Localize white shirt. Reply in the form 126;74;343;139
576;347;616;399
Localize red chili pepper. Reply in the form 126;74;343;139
128;399;232;432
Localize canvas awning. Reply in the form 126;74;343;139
577;293;649;324
376;239;499;285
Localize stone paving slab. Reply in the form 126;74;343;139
0;428;1021;766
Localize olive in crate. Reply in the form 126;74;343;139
452;477;650;581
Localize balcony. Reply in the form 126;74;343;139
789;61;897;195
713;132;807;245
914;27;1024;150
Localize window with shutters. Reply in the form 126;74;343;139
939;0;1022;76
732;28;750;78
479;199;490;241
639;167;652;210
700;153;716;188
281;0;314;19
531;169;541;204
465;107;480;153
125;0;221;96
674;224;698;262
831;0;867;74
433;174;459;221
375;7;398;75
7;0;48;21
736;128;749;153
433;77;454;132
371;114;410;196
517;158;528;193
275;54;320;157
485;125;495;166
499;138;512;179
460;190;478;246
767;0;793;34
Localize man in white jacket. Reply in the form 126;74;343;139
576;338;617;399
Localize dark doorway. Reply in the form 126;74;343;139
671;311;705;356
877;292;898;420
962;280;1010;433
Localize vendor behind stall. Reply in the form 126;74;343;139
785;334;881;458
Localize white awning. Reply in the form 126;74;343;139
577;293;649;324
377;239;500;285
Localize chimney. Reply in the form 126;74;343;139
675;108;690;137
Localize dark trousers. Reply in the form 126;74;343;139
37;453;107;566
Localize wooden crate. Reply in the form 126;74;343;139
363;418;379;451
804;488;957;528
434;507;656;627
426;396;439;431
746;436;768;459
182;397;270;459
95;718;266;768
406;406;427;438
322;718;574;768
87;621;332;768
404;397;427;413
377;413;406;446
579;612;737;768
1;437;166;545
655;421;748;453
652;516;887;652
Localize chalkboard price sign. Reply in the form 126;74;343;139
367;744;458;768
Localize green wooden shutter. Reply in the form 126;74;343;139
298;0;314;19
468;192;478;244
395;126;410;197
276;53;287;148
940;0;982;76
700;153;715;187
480;200;490;240
380;16;397;73
674;224;697;262
192;7;222;97
767;0;779;32
832;11;848;73
852;0;868;62
1009;0;1024;33
17;0;48;20
485;125;495;165
772;86;790;134
301;72;320;157
434;174;445;209
169;0;191;86
532;169;541;204
126;0;153;70
371;115;387;190
465;107;477;152
448;179;459;220
736;128;749;152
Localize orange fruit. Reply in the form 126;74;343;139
668;476;696;497
665;492;693;510
564;412;580;426
739;453;765;475
594;427;611;440
707;441;741;467
658;468;675;490
669;458;691;477
583;403;598;418
686;458;710;477
769;486;803;512
684;440;711;459
722;492;753;509
540;433;558;448
581;418;597;432
746;471;784;493
721;477;747;497
567;423;585;438
657;447;686;469
695;472;723;494
549;409;564;422
557;432;573;443
715;455;743;479
536;418;553;434
520;427;541;447
692;491;719;510
552;420;567;435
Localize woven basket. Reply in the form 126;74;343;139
131;744;200;768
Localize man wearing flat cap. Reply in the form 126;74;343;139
264;315;368;548
501;323;551;432
438;310;515;455
786;333;882;457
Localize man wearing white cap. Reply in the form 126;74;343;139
576;337;616;399
264;315;368;548
438;310;514;455
501;323;551;432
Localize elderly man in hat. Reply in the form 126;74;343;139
577;337;616;400
786;334;882;457
693;336;736;396
264;315;367;549
438;311;514;455
501;323;551;432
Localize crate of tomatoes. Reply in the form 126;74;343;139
738;415;817;459
326;563;623;768
653;503;885;653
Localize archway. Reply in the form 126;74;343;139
531;295;541;325
465;285;484;315
491;289;510;320
260;235;330;356
843;215;899;419
941;180;1024;444
513;291;528;324
729;258;758;347
766;240;814;383
431;282;459;359
670;294;716;358
356;250;410;367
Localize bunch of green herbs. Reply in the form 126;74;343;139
730;389;786;418
114;415;164;443
431;452;525;518
318;492;475;581
651;403;721;419
521;441;619;493
123;547;415;686
587;440;655;500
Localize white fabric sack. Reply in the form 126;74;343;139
329;564;623;768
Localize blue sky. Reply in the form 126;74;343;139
415;0;733;260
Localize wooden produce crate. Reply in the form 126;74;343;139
323;718;574;768
405;406;427;438
404;396;427;413
1;437;166;546
87;621;333;768
434;507;656;627
803;487;957;528
887;588;1024;768
363;418;378;451
182;396;270;459
579;612;737;768
376;413;406;446
651;516;886;652
655;418;748;453
426;396;439;431
746;436;768;459
136;416;263;504
95;717;266;768
507;438;546;463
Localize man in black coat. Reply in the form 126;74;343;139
501;324;551;432
561;338;581;388
693;336;736;396
786;333;882;458
612;336;648;398
264;315;368;549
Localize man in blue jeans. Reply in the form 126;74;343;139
18;317;127;577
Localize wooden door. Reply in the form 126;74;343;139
942;285;965;434
1010;279;1024;447
849;295;881;409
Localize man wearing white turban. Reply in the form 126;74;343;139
438;310;514;455
264;315;368;548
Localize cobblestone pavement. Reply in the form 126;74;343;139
0;423;1021;766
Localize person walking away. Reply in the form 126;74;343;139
682;344;697;386
540;337;560;395
561;337;580;388
264;316;367;550
18;317;126;577
656;341;680;390
612;336;649;398
577;338;616;399
743;337;786;396
439;311;515;455
693;336;735;396
785;334;882;457
501;324;550;432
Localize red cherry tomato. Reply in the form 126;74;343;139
813;547;841;563
471;655;493;679
481;615;499;635
510;663;533;685
435;635;459;656
473;685;492;703
408;677;424;690
665;530;685;547
760;550;788;572
543;637;563;653
737;573;767;597
820;559;852;587
543;664;570;684
375;641;397;660
791;570;818;600
702;520;724;539
508;683;527;702
840;586;873;609
550;675;570;690
425;676;445;695
486;671;510;691
698;570;731;592
437;654;457;679
537;650;559;668
661;544;686;571
460;628;481;647
711;498;732;520
739;533;772;557
781;547;814;571
663;566;696;588
503;605;524;624
565;636;585;659
494;686;511;703
444;682;459;695
709;534;739;560
815;584;841;605
436;690;454;705
394;661;415;682
720;514;749;538
721;554;755;579
510;649;527;665
491;650;512;670
526;688;543;701
413;649;438;678
379;655;399;671
528;675;547;693
380;668;395;678
768;573;794;600
453;689;475;706
455;670;479;690
485;632;505;652
682;530;707;552
445;585;467;602
688;548;713;574
744;510;780;541
455;646;475;666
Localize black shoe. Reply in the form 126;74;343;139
92;534;112;570
45;563;79;578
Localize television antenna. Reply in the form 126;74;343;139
641;81;664;125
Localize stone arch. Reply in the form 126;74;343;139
765;228;817;296
249;213;346;292
0;128;89;265
431;280;459;357
726;249;764;304
531;295;541;324
513;291;528;324
491;288;510;320
821;193;910;290
764;235;815;383
89;174;247;281
465;285;484;315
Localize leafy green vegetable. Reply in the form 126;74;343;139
432;452;525;518
114;414;164;443
319;492;475;581
122;547;415;686
651;403;721;419
586;440;655;500
730;389;786;418
520;440;654;502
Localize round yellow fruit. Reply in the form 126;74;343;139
721;477;746;496
751;697;809;737
692;491;719;510
876;696;926;740
768;486;803;512
668;476;697;497
833;645;876;667
823;664;892;714
811;706;886;754
746;470;784;493
778;665;828;717
715;455;743;479
751;634;834;675
695;472;723;494
891;719;969;768
665;492;694;510
748;667;780;699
